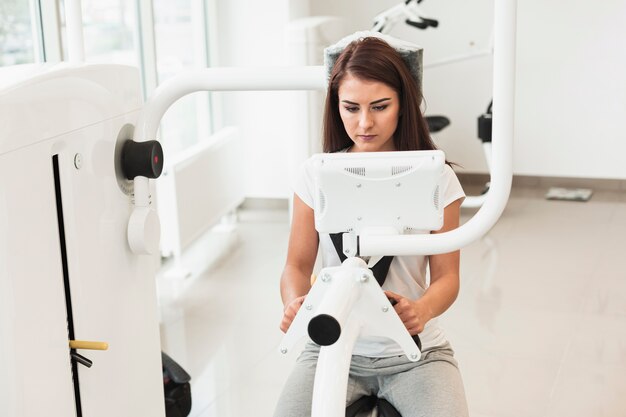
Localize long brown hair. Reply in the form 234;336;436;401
323;37;437;154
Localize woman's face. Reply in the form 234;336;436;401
337;73;400;153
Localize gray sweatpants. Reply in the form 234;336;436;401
273;342;469;417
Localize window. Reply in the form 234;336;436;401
2;0;216;156
153;0;214;155
80;0;137;66
0;0;37;66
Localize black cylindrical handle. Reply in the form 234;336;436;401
71;351;93;368
405;18;428;29
308;314;341;346
121;140;164;180
421;17;439;28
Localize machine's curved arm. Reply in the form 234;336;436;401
361;0;517;256
134;66;327;144
127;66;326;254
128;0;515;255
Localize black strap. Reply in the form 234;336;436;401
329;233;394;286
329;233;422;351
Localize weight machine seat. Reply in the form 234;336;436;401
346;395;402;417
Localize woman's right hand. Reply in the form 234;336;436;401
280;295;307;333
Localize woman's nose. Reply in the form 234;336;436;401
359;111;374;129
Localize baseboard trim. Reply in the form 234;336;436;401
241;197;289;210
457;173;626;191
239;175;626;210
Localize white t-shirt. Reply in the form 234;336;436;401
293;154;466;357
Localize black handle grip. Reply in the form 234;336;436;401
412;334;422;351
405;18;429;29
388;298;422;351
71;351;93;368
406;17;438;30
421;17;438;28
308;314;342;346
121;140;164;180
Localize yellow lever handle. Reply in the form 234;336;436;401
69;340;109;351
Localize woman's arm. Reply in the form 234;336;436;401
385;197;462;335
279;194;319;333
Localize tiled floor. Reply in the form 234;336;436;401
157;184;626;417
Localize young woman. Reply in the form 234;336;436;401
275;35;469;417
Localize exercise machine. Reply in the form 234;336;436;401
0;0;515;413
372;0;440;33
279;150;446;416
0;63;165;417
126;0;516;415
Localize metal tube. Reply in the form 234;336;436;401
360;0;517;256
311;318;361;417
130;0;516;255
134;66;326;143
131;66;326;209
128;66;327;254
308;267;362;346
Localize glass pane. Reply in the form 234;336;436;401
153;0;212;155
80;0;137;66
154;0;196;76
0;0;36;67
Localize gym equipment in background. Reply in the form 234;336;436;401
372;0;494;208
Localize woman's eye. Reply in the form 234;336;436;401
344;106;359;113
372;105;388;111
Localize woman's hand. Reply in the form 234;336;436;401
280;295;307;333
384;290;433;335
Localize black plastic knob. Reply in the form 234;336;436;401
308;314;342;346
121;140;164;180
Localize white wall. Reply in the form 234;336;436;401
514;1;626;179
211;0;312;199
309;0;626;180
212;0;626;199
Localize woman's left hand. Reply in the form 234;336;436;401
384;290;433;336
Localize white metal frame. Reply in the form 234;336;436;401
130;2;517;416
280;257;422;416
128;66;327;253
128;7;514;255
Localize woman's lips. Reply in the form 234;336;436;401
358;135;376;141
